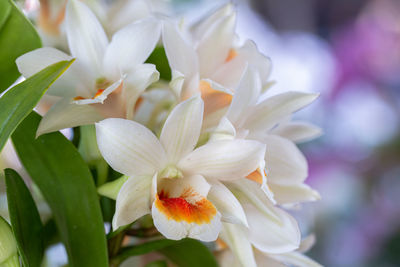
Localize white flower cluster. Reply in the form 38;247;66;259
17;0;322;266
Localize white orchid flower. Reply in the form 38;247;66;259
16;0;161;136
218;228;322;267
162;3;271;111
211;66;321;205
106;0;172;35
95;96;266;241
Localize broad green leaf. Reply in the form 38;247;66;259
0;60;73;152
112;238;218;267
146;46;171;81
5;168;44;267
12;112;109;267
0;0;41;92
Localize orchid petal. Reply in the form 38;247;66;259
162;21;198;80
237;40;272;83
244;202;301;253
112;174;153;229
191;3;234;41
169;70;185;99
95;118;167;176
152;201;221;241
37;98;104;136
108;0;151;34
271;121;323;143
16;47;79;97
208;182;248;226
160;96;203;164
178;139;266;180
220;223;257;267
103;18;161;79
244;92;319;132
228;179;280;222
226;65;261;127
263;135;308;184
73;79;123;105
298;234;316;253
254;251;287;267
269;183;320;205
152;175;221;241
209;117;236;142
270;252;323;267
16;47;73;78
124;63;160;119
66;0;108;76
197;11;235;77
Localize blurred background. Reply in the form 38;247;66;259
180;0;400;266
3;0;400;266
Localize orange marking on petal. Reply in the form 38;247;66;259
225;48;238;62
93;89;105;99
199;80;232;115
216;238;228;250
246;168;265;185
73;96;85;101
134;96;144;112
155;190;217;224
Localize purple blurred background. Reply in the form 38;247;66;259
182;0;400;266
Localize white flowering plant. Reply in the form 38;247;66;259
0;0;322;266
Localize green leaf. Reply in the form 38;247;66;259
0;0;41;92
160;239;219;267
112;238;218;267
0;60;74;152
146;46;171;81
5;168;44;267
11;112;109;267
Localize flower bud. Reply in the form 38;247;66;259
0;217;19;267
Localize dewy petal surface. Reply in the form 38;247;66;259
103;18;162;79
96;118;167;176
112;174;154;229
178;139;266;180
37;98;104;136
152;175;221;241
160;96;204;164
66;0;109;77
